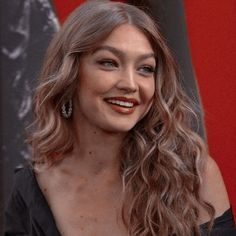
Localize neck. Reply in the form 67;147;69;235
64;120;126;179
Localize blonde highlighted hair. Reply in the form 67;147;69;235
28;1;214;235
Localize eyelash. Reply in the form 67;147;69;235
97;59;156;75
138;65;155;75
97;59;118;68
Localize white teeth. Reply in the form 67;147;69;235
107;99;134;108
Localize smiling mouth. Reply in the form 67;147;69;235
106;99;134;108
104;97;139;114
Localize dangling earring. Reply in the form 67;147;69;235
61;99;72;118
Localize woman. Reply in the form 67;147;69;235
5;1;235;235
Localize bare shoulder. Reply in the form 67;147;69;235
199;156;230;219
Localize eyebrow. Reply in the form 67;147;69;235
92;45;155;61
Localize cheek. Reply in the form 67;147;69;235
80;72;116;95
142;79;155;103
138;80;155;120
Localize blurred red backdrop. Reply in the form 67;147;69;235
184;0;236;215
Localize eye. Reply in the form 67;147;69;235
138;65;156;76
97;59;118;69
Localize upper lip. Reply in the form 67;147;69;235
104;96;140;105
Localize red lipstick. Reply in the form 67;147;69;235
104;97;139;105
104;97;139;114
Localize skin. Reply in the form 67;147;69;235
198;156;230;224
74;28;156;134
35;24;230;236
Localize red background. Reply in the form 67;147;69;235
54;0;236;216
184;1;236;215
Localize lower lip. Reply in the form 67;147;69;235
108;103;135;114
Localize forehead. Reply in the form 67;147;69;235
96;24;154;54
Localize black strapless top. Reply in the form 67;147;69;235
4;167;236;235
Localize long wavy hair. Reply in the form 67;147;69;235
28;1;215;235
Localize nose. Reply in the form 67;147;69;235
116;68;138;93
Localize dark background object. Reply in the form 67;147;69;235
0;0;59;233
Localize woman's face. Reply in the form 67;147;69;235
74;24;156;133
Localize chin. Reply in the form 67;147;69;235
102;123;136;134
